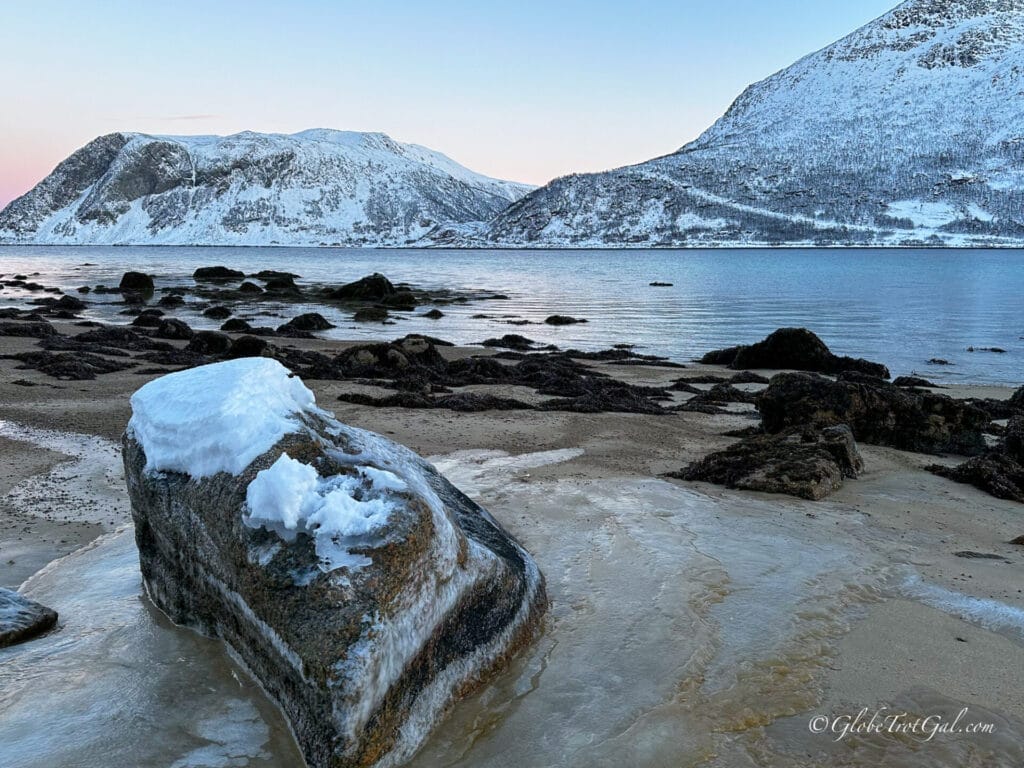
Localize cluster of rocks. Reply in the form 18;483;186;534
927;409;1024;503
674;328;1018;501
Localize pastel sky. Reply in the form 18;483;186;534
0;0;897;207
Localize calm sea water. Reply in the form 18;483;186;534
1;246;1021;385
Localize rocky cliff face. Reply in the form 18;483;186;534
0;130;533;246
482;0;1024;247
122;358;546;768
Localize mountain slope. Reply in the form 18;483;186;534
0;130;533;246
483;0;1024;247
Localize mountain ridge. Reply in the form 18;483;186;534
0;129;533;246
476;0;1024;247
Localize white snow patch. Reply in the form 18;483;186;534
885;200;960;228
244;455;404;571
128;358;317;478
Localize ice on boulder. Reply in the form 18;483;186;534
128;358;317;478
244;454;404;571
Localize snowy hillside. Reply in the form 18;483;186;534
481;0;1024;247
0;130;533;246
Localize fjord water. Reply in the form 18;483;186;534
1;246;1022;384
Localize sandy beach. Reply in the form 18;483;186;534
1;318;1022;767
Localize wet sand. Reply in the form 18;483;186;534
1;331;1023;767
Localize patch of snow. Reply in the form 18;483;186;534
885;199;960;228
244;455;403;571
127;358;317;478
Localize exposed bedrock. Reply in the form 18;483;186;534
757;372;989;456
122;358;546;768
670;424;863;500
701;327;890;378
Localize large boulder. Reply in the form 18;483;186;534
0;587;58;647
193;266;244;282
279;312;335;332
118;271;154;296
327;273;396;301
701;328;890;378
123;358;546;768
757;372;988;456
670;424;863;500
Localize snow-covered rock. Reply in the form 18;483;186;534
122;359;547;768
481;0;1024;247
0;130;533;246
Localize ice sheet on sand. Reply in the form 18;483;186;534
244;454;405;571
127;358;317;478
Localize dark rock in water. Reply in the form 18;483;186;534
670;424;863;500
893;375;939;388
124;360;546;768
381;290;417;310
31;293;87;312
251;270;300;280
327;272;395;301
701;328;889;378
482;334;537;351
193;266;244;282
279;312;335;332
77;286;91;294
758;372;988;456
353;307;389;323
238;281;264;294
927;454;1024;503
154;318;194;340
966;346;1007;353
225;335;270;359
0;587;58;647
544;315;586;325
649;281;673;287
203;306;232;320
186;330;232;356
221;318;253;333
119;271;154;295
422;308;444;319
927;358;953;366
1;350;136;380
157;294;186;308
0;320;57;338
1010;535;1024;546
264;276;301;295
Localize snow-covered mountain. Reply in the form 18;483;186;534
0;130;533;246
479;0;1024;247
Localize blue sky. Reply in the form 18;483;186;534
0;0;897;205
